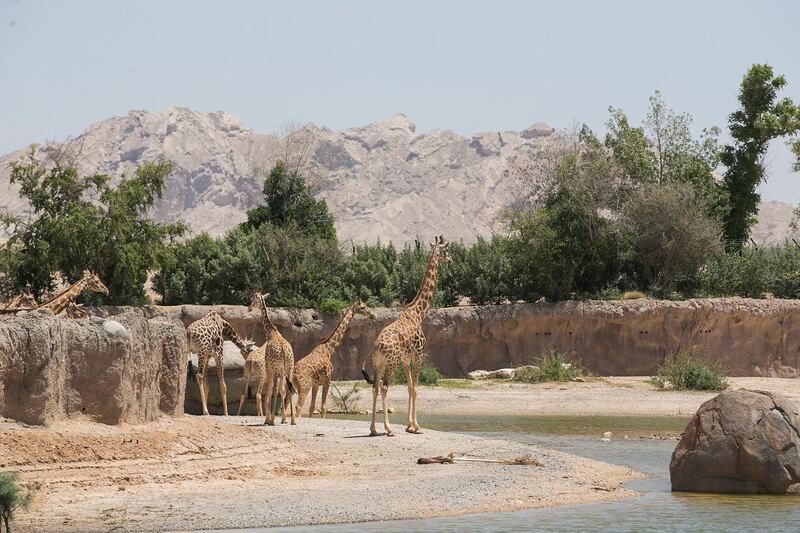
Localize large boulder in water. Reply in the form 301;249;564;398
670;389;800;494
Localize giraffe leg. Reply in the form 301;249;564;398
286;378;296;425
320;379;330;418
197;355;210;416
295;384;308;419
263;372;275;425
411;354;422;433
369;367;382;437
255;370;266;418
380;379;393;437
404;364;415;433
215;353;228;416
236;361;252;416
278;376;288;424
310;385;318;418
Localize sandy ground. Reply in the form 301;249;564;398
343;376;800;418
5;376;797;532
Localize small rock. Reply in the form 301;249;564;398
387;407;395;413
572;376;586;383
90;316;104;325
15;311;27;317
467;370;490;380
487;368;515;379
603;431;613;439
103;320;129;339
624;435;630;440
600;438;611;443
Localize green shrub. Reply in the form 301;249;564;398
514;350;582;383
622;290;647;300
318;298;348;314
650;352;728;391
393;361;441;386
0;471;34;533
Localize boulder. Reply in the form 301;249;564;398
102;319;129;339
670;389;800;494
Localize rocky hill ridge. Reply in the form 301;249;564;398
0;107;794;244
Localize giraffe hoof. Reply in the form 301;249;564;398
405;426;415;433
369;430;379;437
413;427;423;434
386;430;396;437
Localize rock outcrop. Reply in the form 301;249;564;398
0;311;187;425
670;389;800;494
2;107;792;245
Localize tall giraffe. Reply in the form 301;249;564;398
37;271;109;315
243;292;297;425
187;309;254;416
361;236;451;436
292;299;375;418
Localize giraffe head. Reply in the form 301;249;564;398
82;271;110;297
247;291;270;313
353;298;376;320
240;337;256;355
430;235;452;264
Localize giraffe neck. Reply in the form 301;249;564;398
320;305;356;360
404;249;440;324
258;298;279;335
41;278;89;314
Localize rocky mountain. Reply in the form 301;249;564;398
0;107;795;245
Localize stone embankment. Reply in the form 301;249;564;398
160;297;800;381
0;310;186;425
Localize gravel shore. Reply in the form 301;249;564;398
9;376;797;531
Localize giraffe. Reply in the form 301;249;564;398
236;343;267;416
361;236;451;437
242;292;297;425
36;271;109;315
292;299;375;418
1;286;37;312
187;309;255;416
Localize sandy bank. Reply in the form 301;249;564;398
8;415;639;532
344;376;800;419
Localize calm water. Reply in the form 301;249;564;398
230;414;800;532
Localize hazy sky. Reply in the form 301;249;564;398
1;0;798;200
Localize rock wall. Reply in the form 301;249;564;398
0;311;187;425
162;297;800;381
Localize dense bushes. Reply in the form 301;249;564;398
650;352;728;391
513;350;583;383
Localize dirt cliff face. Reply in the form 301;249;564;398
165;298;800;382
0;311;187;425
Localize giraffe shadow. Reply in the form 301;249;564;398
343;433;389;438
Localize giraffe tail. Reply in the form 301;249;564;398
285;376;296;395
360;361;374;385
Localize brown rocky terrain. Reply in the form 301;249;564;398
2;107;793;245
0;310;186;425
158;297;800;386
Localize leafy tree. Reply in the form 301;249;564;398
721;64;800;249
1;149;184;304
243;161;336;240
0;471;33;533
507;127;628;300
605;93;725;219
623;182;722;296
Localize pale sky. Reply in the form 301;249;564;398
1;0;798;201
